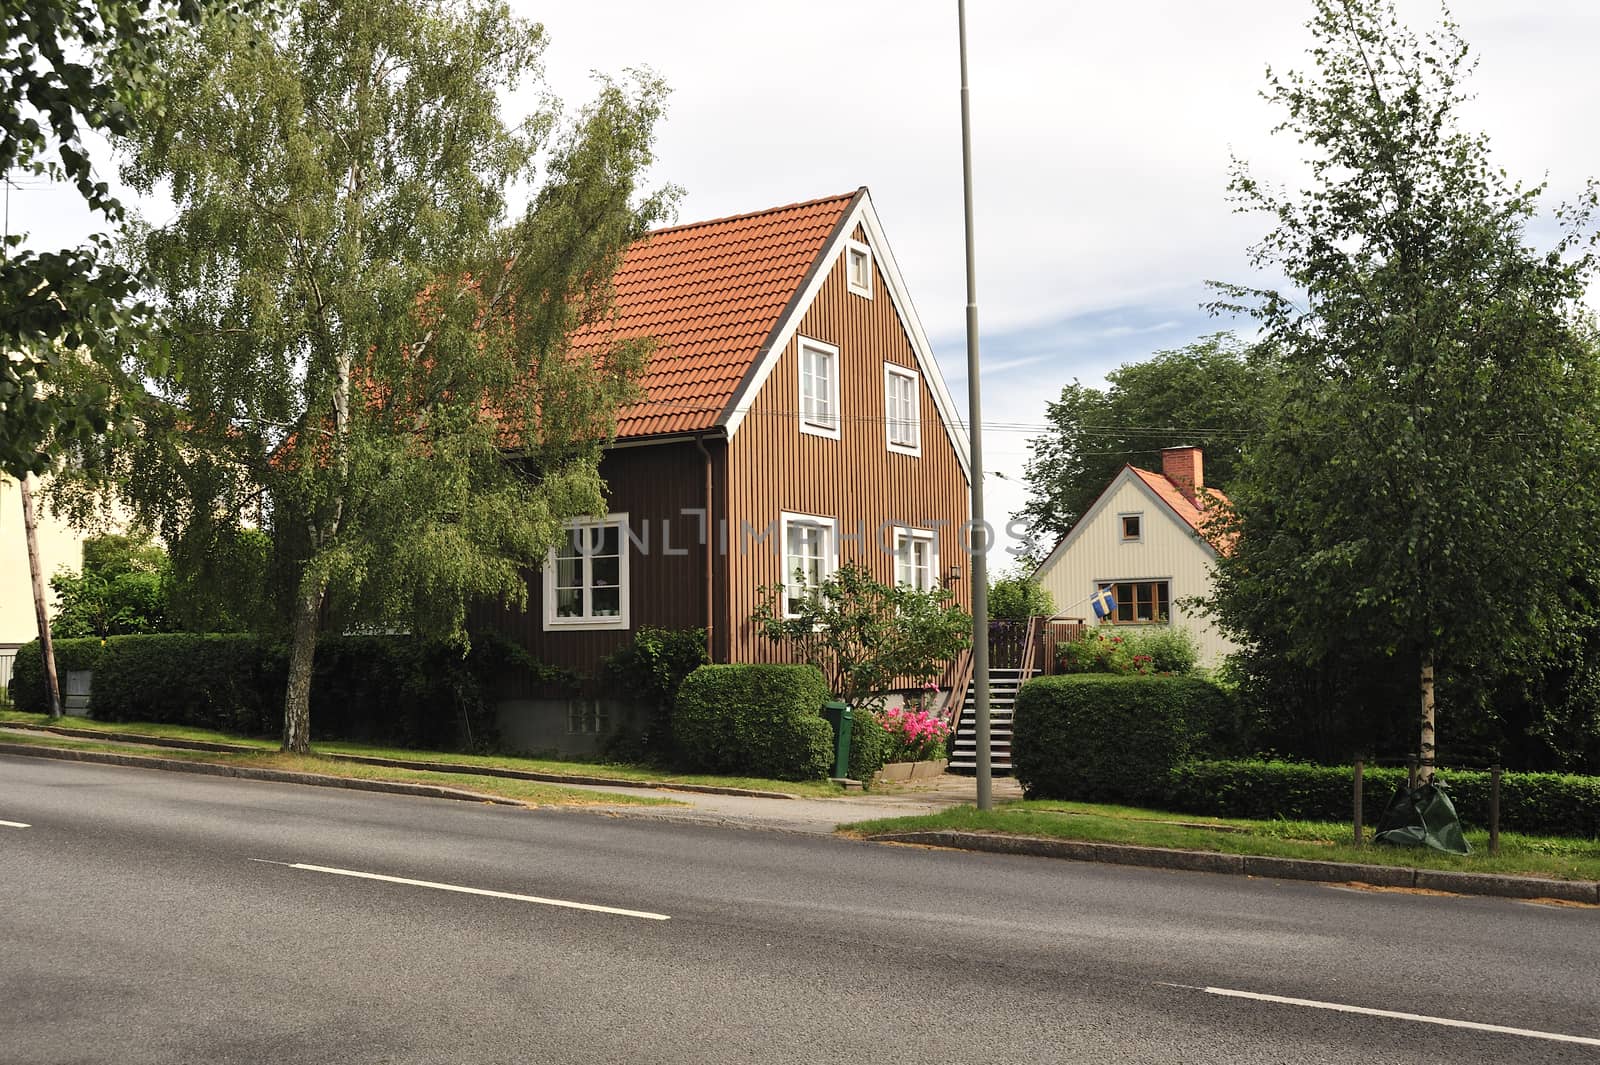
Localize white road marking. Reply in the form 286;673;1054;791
1173;984;1600;1047
0;819;30;829
251;859;670;921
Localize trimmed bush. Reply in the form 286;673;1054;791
1168;759;1600;839
848;709;891;785
1012;674;1237;803
94;634;277;733
9;638;107;713
673;664;834;781
15;631;535;749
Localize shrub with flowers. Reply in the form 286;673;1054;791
1056;627;1137;674
1053;625;1200;675
880;704;952;762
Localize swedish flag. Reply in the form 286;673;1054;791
1091;586;1117;620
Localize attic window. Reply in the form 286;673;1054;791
846;240;872;298
1120;514;1142;542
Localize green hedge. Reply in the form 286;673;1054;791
94;634;277;733
673;664;834;781
1169;760;1600;839
1012;674;1237;803
10;638;107;713
9;632;532;749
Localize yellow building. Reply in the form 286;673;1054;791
0;476;95;659
1032;447;1239;668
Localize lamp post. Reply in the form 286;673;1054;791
957;0;992;810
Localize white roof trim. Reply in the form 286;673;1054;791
1033;467;1217;578
717;191;972;481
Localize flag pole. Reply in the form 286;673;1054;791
957;0;992;811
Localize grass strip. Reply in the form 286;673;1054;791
839;799;1600;882
0;731;677;808
0;710;842;796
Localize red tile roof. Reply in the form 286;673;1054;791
1130;466;1233;550
568;191;860;439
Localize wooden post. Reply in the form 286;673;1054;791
1352;759;1364;848
1490;764;1502;857
1418;651;1436;783
1407;754;1419;791
19;475;62;718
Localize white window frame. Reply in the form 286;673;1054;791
892;526;939;593
1119;512;1143;543
797;336;841;440
542;512;630;631
845;239;873;299
883;363;921;456
780;511;839;618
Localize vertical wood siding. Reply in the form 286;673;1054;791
475;440;715;681
725;224;973;666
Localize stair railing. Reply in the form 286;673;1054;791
1018;614;1041;680
942;648;974;730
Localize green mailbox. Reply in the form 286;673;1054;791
820;701;852;779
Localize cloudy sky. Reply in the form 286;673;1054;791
18;0;1600;555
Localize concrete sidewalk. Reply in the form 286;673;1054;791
567;772;1020;833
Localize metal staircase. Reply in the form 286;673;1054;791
947;666;1037;775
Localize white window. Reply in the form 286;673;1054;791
1120;513;1143;543
543;513;630;630
893;527;938;593
781;511;838;616
846;239;872;298
884;364;921;455
798;337;840;439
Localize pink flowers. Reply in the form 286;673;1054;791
882;705;951;762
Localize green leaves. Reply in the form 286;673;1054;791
0;0;216;477
96;0;674;648
1015;333;1273;547
750;563;972;711
1205;0;1600;760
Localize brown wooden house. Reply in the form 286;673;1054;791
481;189;972;753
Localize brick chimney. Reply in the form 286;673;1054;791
1161;446;1203;504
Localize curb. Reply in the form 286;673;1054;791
0;741;524;806
327;753;801;800
0;723;801;800
3;722;261;754
864;830;1600;904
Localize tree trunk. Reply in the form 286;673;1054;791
1418;650;1436;783
19;475;62;719
281;577;327;754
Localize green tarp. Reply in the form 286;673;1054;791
1374;781;1471;855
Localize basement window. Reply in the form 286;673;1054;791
567;699;610;735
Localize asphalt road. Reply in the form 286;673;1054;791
2;754;1597;1064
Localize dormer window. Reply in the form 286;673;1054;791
846;240;872;298
1120;513;1142;542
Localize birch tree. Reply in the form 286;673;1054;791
1205;0;1600;777
90;0;674;751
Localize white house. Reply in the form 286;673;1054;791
1032;446;1237;667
